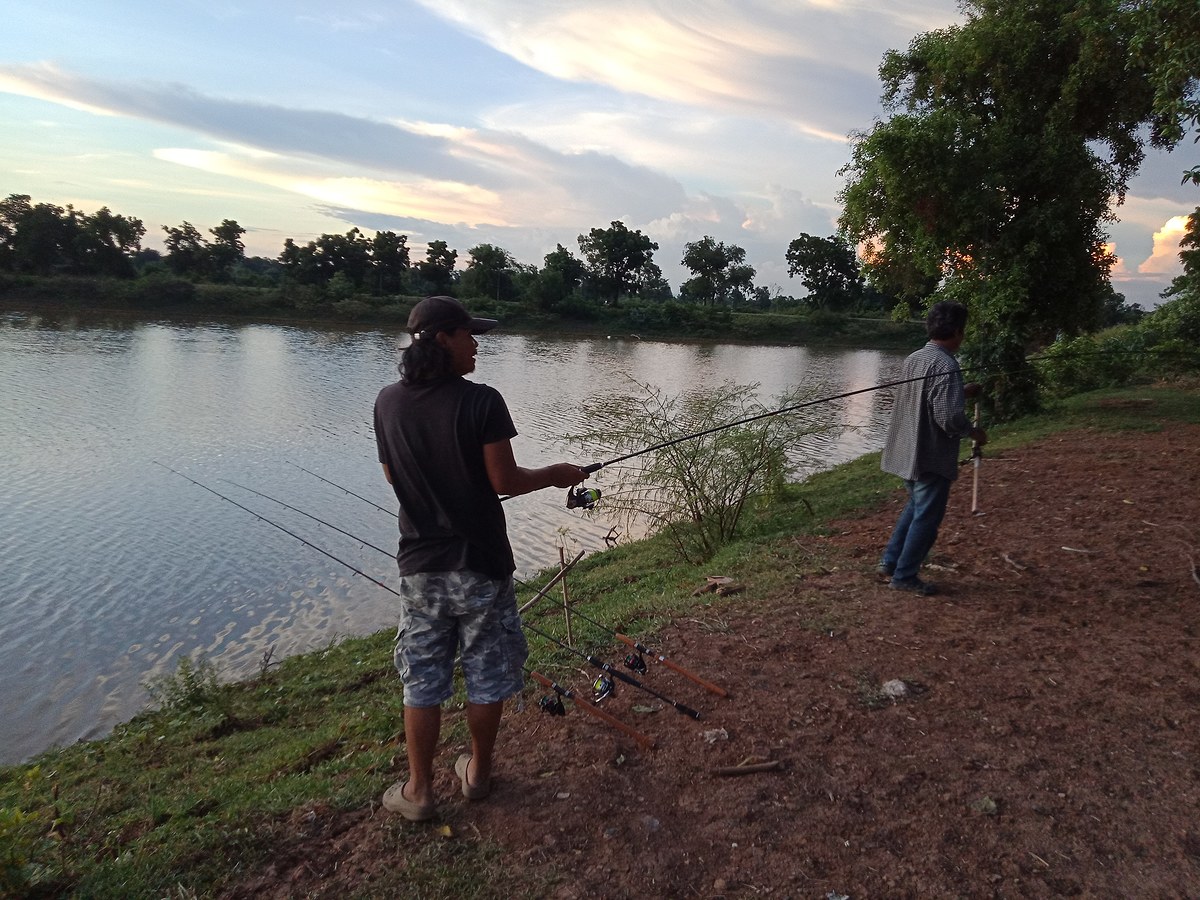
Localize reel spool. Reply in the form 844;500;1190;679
592;674;615;702
566;486;602;510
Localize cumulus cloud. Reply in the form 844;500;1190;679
1138;216;1189;275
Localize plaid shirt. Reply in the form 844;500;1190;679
881;341;972;482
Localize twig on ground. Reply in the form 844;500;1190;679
714;756;782;776
1002;553;1027;572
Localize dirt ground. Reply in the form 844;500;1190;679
225;417;1200;899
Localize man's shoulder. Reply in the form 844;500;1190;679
461;379;507;405
907;342;958;370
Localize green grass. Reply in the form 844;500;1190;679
2;381;1197;897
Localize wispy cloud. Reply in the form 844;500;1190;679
412;0;963;140
0;62;687;230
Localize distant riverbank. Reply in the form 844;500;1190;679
0;273;925;351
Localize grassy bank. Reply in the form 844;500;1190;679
2;382;1197;897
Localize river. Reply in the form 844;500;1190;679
0;308;905;764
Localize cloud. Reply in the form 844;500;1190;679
0;62;688;231
1138;216;1189;275
412;0;962;139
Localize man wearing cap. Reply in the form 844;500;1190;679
373;295;587;821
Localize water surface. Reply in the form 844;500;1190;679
0;309;903;763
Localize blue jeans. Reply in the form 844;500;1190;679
881;475;952;582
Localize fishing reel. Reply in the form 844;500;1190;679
566;486;602;510
592;674;615;702
623;652;647;674
538;694;566;716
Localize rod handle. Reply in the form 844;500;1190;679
581;462;604;474
614;633;730;698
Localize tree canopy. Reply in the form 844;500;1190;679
680;236;756;307
0;194;145;278
838;0;1190;417
577;221;663;303
784;234;865;311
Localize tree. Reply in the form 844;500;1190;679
1128;0;1200;185
416;240;458;294
279;237;320;285
371;231;409;295
577;221;662;303
208;220;245;282
839;0;1172;418
784;234;864;310
680;236;756;307
460;243;517;301
278;229;372;289
162;222;210;279
1;197;76;275
315;229;372;288
1146;206;1200;343
529;243;587;310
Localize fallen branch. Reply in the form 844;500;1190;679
714;756;781;776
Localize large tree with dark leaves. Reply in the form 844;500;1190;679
577;221;662;304
838;0;1188;418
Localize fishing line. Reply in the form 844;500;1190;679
160;465;700;721
285;460;397;517
155;462;397;595
222;479;397;558
573;347;1200;477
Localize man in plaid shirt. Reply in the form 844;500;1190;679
879;301;987;595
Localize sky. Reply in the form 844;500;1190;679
1;1;1195;310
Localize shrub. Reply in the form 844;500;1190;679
570;380;837;562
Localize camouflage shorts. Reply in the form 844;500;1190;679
394;570;528;707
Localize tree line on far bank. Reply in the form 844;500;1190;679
0;192;920;319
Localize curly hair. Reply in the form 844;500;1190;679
399;336;455;384
925;301;969;340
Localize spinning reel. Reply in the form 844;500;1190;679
566;486;602;510
592;674;615;702
538;694;566;716
623;652;647;674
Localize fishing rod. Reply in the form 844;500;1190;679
285;460;397;517
526;669;656;751
229;477;589;615
218;475;694;705
525;593;728;698
575;365;993;478
522;620;702;720
231;474;700;698
571;347;1200;481
161;465;691;730
222;479;397;558
155;462;397;595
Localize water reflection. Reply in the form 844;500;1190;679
0;312;904;763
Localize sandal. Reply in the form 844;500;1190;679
455;754;491;800
382;780;437;821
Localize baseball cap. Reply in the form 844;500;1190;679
407;295;498;339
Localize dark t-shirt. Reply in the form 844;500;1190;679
373;376;518;577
